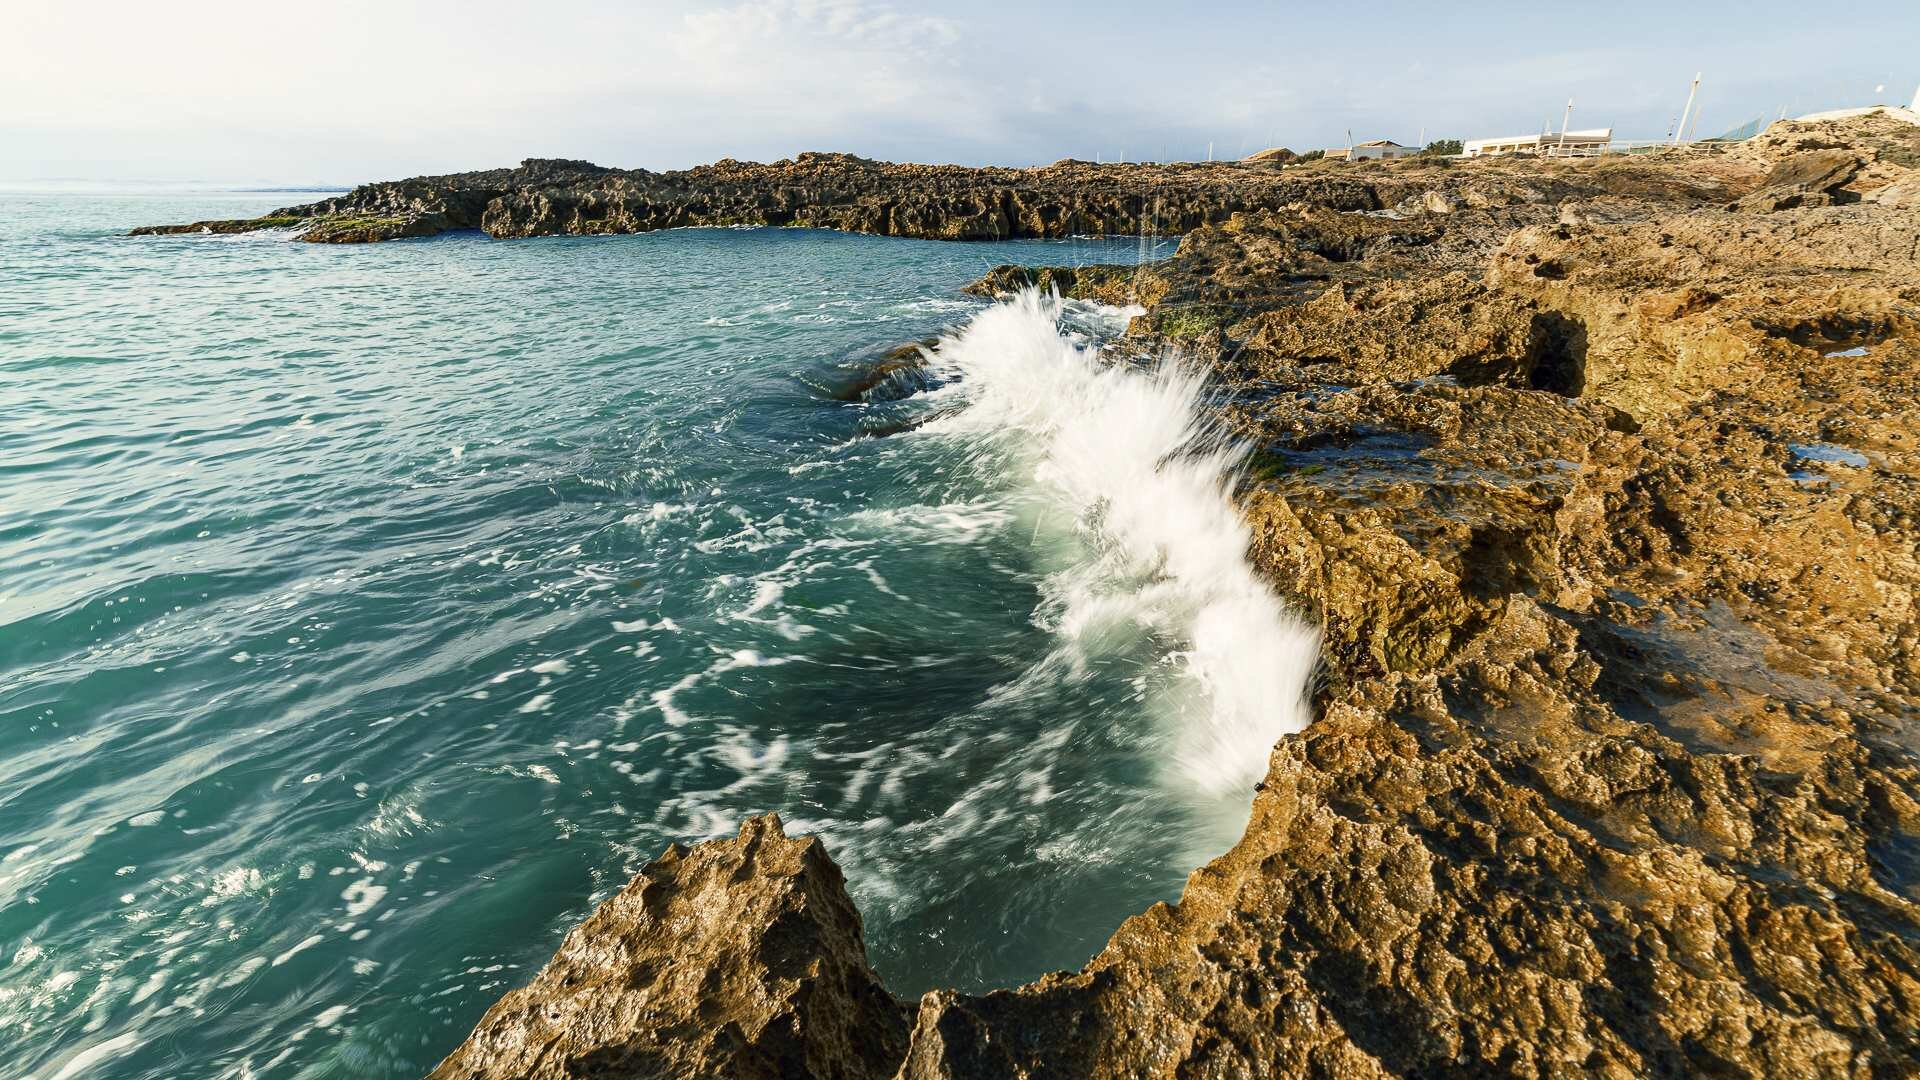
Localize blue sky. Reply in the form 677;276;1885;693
3;0;1914;183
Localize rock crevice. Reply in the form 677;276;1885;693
407;111;1920;1077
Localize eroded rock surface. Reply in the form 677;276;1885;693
134;154;1408;244
430;115;1920;1077
427;814;908;1080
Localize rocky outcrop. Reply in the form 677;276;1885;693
133;154;1417;244
420;114;1920;1076
961;264;1145;307
1728;149;1863;212
131;147;1735;248
1244;146;1298;164
427;814;909;1080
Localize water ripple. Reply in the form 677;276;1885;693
1;191;1184;1079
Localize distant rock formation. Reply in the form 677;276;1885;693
133;154;1408;244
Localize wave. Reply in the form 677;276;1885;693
920;290;1319;808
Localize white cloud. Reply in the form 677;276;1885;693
0;0;1910;182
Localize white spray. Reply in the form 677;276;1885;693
921;290;1319;804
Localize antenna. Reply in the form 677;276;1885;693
1673;72;1702;146
1557;98;1574;155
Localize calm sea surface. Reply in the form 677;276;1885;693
0;192;1317;1078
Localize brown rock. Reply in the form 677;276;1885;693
380;113;1920;1077
426;814;909;1080
1729;149;1864;212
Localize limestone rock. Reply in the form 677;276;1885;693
426;814;910;1080
301;111;1920;1077
1729;149;1864;212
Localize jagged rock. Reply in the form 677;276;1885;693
1488;203;1920;419
1729;150;1863;212
133;156;1407;244
130;144;1739;248
1868;171;1920;208
1233;275;1550;388
427;814;910;1080
376;113;1920;1077
961;264;1143;307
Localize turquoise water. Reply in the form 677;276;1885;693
0;193;1309;1078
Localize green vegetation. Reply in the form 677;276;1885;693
301;214;418;242
1296;149;1326;162
130;216;306;236
1148;303;1235;340
1422;139;1463;156
1246;453;1326;482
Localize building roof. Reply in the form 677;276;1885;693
1354;139;1404;147
1465;128;1612;149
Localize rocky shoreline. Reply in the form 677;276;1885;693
134;153;1500;245
166;113;1920;1076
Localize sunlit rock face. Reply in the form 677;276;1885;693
428;814;911;1080
429;113;1920;1077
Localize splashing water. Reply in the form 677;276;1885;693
922;290;1319;808
2;191;1327;1078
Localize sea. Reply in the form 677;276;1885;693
0;190;1316;1078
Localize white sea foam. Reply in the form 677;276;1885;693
340;879;386;918
842;502;1014;541
922;290;1319;805
272;934;324;967
49;1031;141;1080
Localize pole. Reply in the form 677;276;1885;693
1556;98;1573;156
1684;89;1705;144
1673;72;1701;146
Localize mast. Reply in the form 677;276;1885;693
1673;72;1702;146
1556;99;1574;155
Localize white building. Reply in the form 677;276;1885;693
1324;139;1422;161
1464;128;1613;157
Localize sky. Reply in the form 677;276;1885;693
3;0;1915;184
